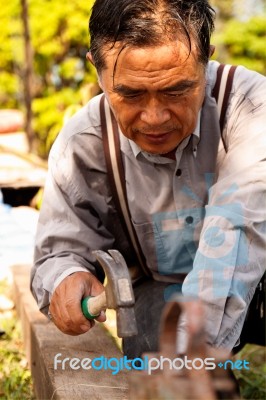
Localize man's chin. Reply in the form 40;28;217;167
140;144;178;156
138;135;190;156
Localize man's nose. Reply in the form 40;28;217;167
140;98;171;126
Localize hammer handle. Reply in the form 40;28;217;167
81;291;107;319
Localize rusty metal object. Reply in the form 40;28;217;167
130;299;240;400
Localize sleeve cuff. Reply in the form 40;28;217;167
52;266;91;294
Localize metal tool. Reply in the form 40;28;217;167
130;298;240;400
81;249;138;338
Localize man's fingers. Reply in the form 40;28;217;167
95;310;107;323
60;297;93;334
50;292;93;335
81;273;107;322
49;271;105;335
83;277;105;297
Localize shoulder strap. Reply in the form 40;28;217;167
100;95;151;277
212;64;237;151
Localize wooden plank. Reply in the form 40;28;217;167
12;265;129;399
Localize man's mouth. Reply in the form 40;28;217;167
142;131;174;143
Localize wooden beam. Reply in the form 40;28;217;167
12;265;129;399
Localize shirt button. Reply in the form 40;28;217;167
186;216;194;224
176;169;182;177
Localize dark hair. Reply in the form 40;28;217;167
89;0;215;72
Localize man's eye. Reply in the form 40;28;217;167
121;94;143;101
123;93;142;98
165;92;184;97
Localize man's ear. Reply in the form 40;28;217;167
86;51;94;65
209;45;215;58
86;52;103;89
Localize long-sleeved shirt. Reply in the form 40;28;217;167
31;60;266;350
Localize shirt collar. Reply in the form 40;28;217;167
126;110;201;161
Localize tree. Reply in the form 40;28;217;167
21;0;34;151
0;0;97;157
210;0;266;75
0;1;23;109
221;16;266;74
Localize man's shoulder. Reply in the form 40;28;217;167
60;93;103;140
49;94;104;161
207;60;266;104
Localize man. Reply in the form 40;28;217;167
31;0;266;359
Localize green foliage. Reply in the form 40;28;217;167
0;0;96;157
0;72;21;108
233;344;266;399
29;0;92;79
29;0;97;156
221;16;266;74
210;0;234;20
210;1;266;74
0;280;34;400
32;88;82;156
0;1;23;106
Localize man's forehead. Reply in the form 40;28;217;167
101;39;199;71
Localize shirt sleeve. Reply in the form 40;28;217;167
31;127;118;315
182;67;266;350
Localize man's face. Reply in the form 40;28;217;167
97;40;206;154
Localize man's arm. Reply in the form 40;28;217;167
31;117;119;328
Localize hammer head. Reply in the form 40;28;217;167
92;249;138;338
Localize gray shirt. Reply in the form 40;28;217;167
31;61;266;350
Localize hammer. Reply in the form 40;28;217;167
81;249;138;338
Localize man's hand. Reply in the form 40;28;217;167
49;271;106;335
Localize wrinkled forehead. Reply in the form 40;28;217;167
99;37;200;77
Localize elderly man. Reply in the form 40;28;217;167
31;0;266;358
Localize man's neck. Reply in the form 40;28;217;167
161;149;177;160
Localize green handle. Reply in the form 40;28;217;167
81;296;100;319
